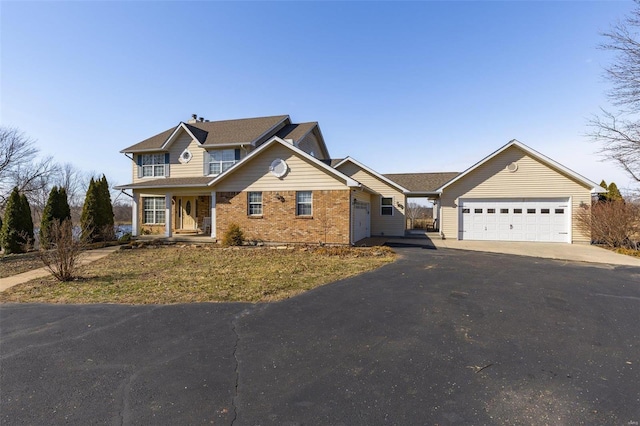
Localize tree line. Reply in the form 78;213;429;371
0;126;131;226
0;125;134;255
0;176;116;254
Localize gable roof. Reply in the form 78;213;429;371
334;157;410;193
120;115;290;153
275;122;330;159
384;172;460;193
276;122;317;143
207;136;361;188
437;139;606;193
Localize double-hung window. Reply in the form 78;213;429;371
209;149;240;175
248;192;263;216
296;191;312;216
381;197;393;215
143;197;166;224
141;154;166;177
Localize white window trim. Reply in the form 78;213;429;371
208;149;239;175
248;192;263;216
143;197;166;224
141;154;166;178
296;191;313;216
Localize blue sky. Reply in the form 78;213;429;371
1;1;636;194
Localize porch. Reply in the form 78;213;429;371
134;193;215;238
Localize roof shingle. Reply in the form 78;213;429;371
383;172;460;192
121;115;290;152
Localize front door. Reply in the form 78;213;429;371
178;196;196;230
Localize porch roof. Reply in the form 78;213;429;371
114;177;211;190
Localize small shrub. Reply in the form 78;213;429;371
118;232;132;243
38;219;87;282
575;199;640;249
222;223;244;246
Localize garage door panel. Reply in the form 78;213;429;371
459;198;570;243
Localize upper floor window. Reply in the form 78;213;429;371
381;197;393;215
296;191;312;216
209;149;240;175
139;153;166;177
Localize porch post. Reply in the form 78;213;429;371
131;192;139;237
210;191;216;238
165;193;173;237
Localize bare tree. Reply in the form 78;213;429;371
56;162;86;208
0;127;59;208
405;202;430;229
588;3;640;187
38;219;87;282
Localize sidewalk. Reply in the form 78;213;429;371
0;246;121;292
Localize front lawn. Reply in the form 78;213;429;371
0;245;395;304
0;252;44;278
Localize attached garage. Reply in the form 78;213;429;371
436;140;605;244
459;198;570;242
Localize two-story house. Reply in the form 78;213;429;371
116;114;604;245
116;115;407;245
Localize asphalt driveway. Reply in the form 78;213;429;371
2;247;639;425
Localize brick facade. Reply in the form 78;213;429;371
216;190;351;244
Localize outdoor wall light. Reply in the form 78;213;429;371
275;193;285;202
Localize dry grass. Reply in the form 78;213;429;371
614;247;640;257
0;252;44;278
0;245;395;304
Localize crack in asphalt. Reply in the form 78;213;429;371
229;306;259;426
230;316;240;426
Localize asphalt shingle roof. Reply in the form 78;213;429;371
275;122;318;143
121;115;290;152
383;172;460;192
114;177;212;189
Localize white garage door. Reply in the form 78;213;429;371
459;198;570;243
353;200;370;243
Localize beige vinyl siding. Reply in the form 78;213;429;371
168;133;206;179
439;146;593;243
337;163;406;236
297;132;325;159
213;144;347;192
132;131;206;183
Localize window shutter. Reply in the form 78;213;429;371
164;153;170;177
234;149;241;161
203;151;210;175
137;155;143;178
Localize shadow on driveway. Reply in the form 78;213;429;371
2;247;639;424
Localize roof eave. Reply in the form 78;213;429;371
335;157;410;193
208;136;361;187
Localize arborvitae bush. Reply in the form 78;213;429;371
40;186;72;249
81;178;98;242
81;176;115;242
1;187;32;253
222;223;244;246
